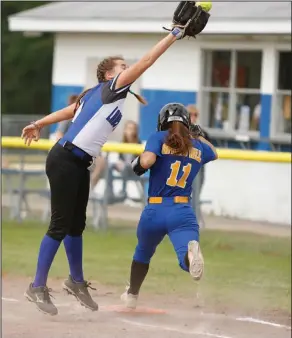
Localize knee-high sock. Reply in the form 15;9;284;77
128;260;149;295
63;235;84;282
33;235;61;288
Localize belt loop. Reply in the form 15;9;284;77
148;196;189;204
148;197;163;204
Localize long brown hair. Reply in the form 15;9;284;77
165;121;193;155
74;56;147;114
122;120;139;143
68;94;79;105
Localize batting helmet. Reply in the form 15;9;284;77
157;103;191;131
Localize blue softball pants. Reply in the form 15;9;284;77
133;198;199;272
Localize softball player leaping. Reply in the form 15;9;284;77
121;103;218;309
20;28;189;316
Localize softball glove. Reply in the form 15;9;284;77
164;1;210;39
190;124;205;138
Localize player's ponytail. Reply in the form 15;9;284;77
165;121;193;155
129;90;148;105
73;88;93;115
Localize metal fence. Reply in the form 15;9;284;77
2;115;50;138
2;147;206;230
3;136;289;230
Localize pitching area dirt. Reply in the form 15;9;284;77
2;276;291;338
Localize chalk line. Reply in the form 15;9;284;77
2;297;290;332
236;317;291;330
120;318;233;338
2;297;19;302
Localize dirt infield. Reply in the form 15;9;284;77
2;277;291;338
2;199;291;337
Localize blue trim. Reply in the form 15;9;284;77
139;89;196;141
258;94;272;151
50;85;83;133
143;170;150;200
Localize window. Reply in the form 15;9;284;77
201;50;262;133
275;51;291;135
203;51;231;88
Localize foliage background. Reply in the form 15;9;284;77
1;1;53;115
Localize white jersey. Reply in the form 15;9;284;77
61;74;131;157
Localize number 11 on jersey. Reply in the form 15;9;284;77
166;160;192;188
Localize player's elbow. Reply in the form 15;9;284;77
140;56;153;70
140;151;156;169
118;57;153;88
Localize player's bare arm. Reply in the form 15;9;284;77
35;103;76;129
21;104;76;146
140;151;157;169
115;34;177;90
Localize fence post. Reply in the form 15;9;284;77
17;151;26;223
101;154;110;230
192;169;205;228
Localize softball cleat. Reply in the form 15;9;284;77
24;283;58;316
62;275;98;311
121;286;138;309
188;240;204;281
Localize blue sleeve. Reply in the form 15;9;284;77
145;132;162;157
201;141;216;164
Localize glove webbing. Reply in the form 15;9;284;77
163;5;204;38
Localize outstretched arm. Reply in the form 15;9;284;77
21;104;76;146
35;104;76;129
115;32;180;90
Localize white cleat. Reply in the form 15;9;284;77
188;240;204;281
121;286;138;309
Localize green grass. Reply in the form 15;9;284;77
2;221;291;313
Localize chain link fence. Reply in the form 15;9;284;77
2;115;50;138
1;115;206;229
2;145;205;230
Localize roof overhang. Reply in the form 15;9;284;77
8;17;291;35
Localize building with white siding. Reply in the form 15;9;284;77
9;2;291;150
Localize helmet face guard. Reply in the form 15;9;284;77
157;103;191;131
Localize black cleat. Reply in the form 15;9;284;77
24;283;58;316
63;275;98;311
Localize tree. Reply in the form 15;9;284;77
1;1;54;115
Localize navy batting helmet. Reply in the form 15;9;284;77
157;103;191;131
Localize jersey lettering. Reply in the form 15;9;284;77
166;160;192;188
106;107;122;129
